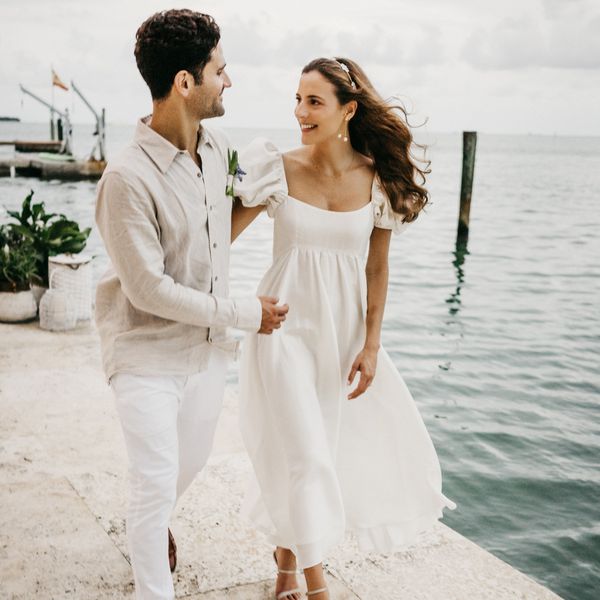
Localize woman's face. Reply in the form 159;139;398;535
294;70;349;145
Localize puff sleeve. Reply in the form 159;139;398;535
234;138;288;218
372;177;410;234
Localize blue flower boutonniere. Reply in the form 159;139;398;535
226;149;246;198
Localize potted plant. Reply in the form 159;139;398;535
0;225;39;322
6;190;91;302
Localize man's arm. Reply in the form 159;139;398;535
231;198;264;243
96;171;261;331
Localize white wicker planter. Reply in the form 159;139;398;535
39;288;77;331
48;253;93;322
0;288;37;322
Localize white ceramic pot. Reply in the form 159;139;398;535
0;289;38;322
31;283;48;306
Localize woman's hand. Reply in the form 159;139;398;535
347;346;378;400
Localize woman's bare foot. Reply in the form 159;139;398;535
274;547;301;600
304;562;328;599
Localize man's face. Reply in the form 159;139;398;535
192;41;231;119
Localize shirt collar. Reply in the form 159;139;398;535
134;116;212;174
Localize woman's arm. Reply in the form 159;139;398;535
364;226;392;350
231;198;265;243
347;226;392;399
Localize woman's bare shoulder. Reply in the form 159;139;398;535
283;146;308;163
282;147;311;173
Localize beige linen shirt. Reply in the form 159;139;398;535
95;117;261;380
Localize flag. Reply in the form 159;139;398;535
52;69;69;91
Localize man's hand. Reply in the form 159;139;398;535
258;296;289;334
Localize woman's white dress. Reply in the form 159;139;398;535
236;139;456;569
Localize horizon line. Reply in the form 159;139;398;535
1;119;600;140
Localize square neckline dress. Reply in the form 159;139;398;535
236;138;456;569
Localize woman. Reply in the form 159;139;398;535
231;57;455;600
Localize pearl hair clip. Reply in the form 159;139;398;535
334;60;357;89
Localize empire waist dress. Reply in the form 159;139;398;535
236;138;456;569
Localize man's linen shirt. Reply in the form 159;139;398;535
95;117;261;380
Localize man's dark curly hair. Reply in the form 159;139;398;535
134;9;221;100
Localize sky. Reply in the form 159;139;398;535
0;0;599;136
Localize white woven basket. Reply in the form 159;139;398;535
48;253;93;321
39;288;77;331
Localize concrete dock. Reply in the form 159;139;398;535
0;321;563;599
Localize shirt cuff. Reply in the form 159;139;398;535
233;296;262;332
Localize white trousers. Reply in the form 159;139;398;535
111;350;228;600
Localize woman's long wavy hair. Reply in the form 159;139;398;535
302;58;430;222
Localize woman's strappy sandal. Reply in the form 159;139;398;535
306;588;328;598
273;550;302;600
168;528;177;573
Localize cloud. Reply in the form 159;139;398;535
223;20;446;70
405;25;445;66
220;18;272;66
222;19;332;68
0;0;598;135
336;27;404;66
462;6;600;70
541;0;595;19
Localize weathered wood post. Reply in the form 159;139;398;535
457;131;477;243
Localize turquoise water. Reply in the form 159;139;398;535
1;123;599;600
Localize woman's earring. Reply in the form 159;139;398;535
337;119;349;142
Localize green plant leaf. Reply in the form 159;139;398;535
21;191;33;223
4;190;90;286
9;224;34;239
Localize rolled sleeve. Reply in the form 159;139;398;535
233;296;263;332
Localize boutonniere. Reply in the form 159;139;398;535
226;149;246;198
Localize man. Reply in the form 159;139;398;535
94;10;288;599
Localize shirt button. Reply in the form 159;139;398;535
209;205;213;211
214;275;219;282
197;172;202;178
213;242;217;248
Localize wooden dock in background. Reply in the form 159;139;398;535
0;153;105;180
0;140;63;153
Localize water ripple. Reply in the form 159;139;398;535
2;125;599;600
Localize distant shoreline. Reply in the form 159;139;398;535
1;120;599;139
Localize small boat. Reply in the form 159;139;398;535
0;80;107;180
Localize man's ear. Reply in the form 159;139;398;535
173;70;192;98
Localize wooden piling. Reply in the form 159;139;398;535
457;131;477;243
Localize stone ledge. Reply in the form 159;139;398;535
0;321;563;599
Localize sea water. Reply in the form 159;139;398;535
1;122;599;600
